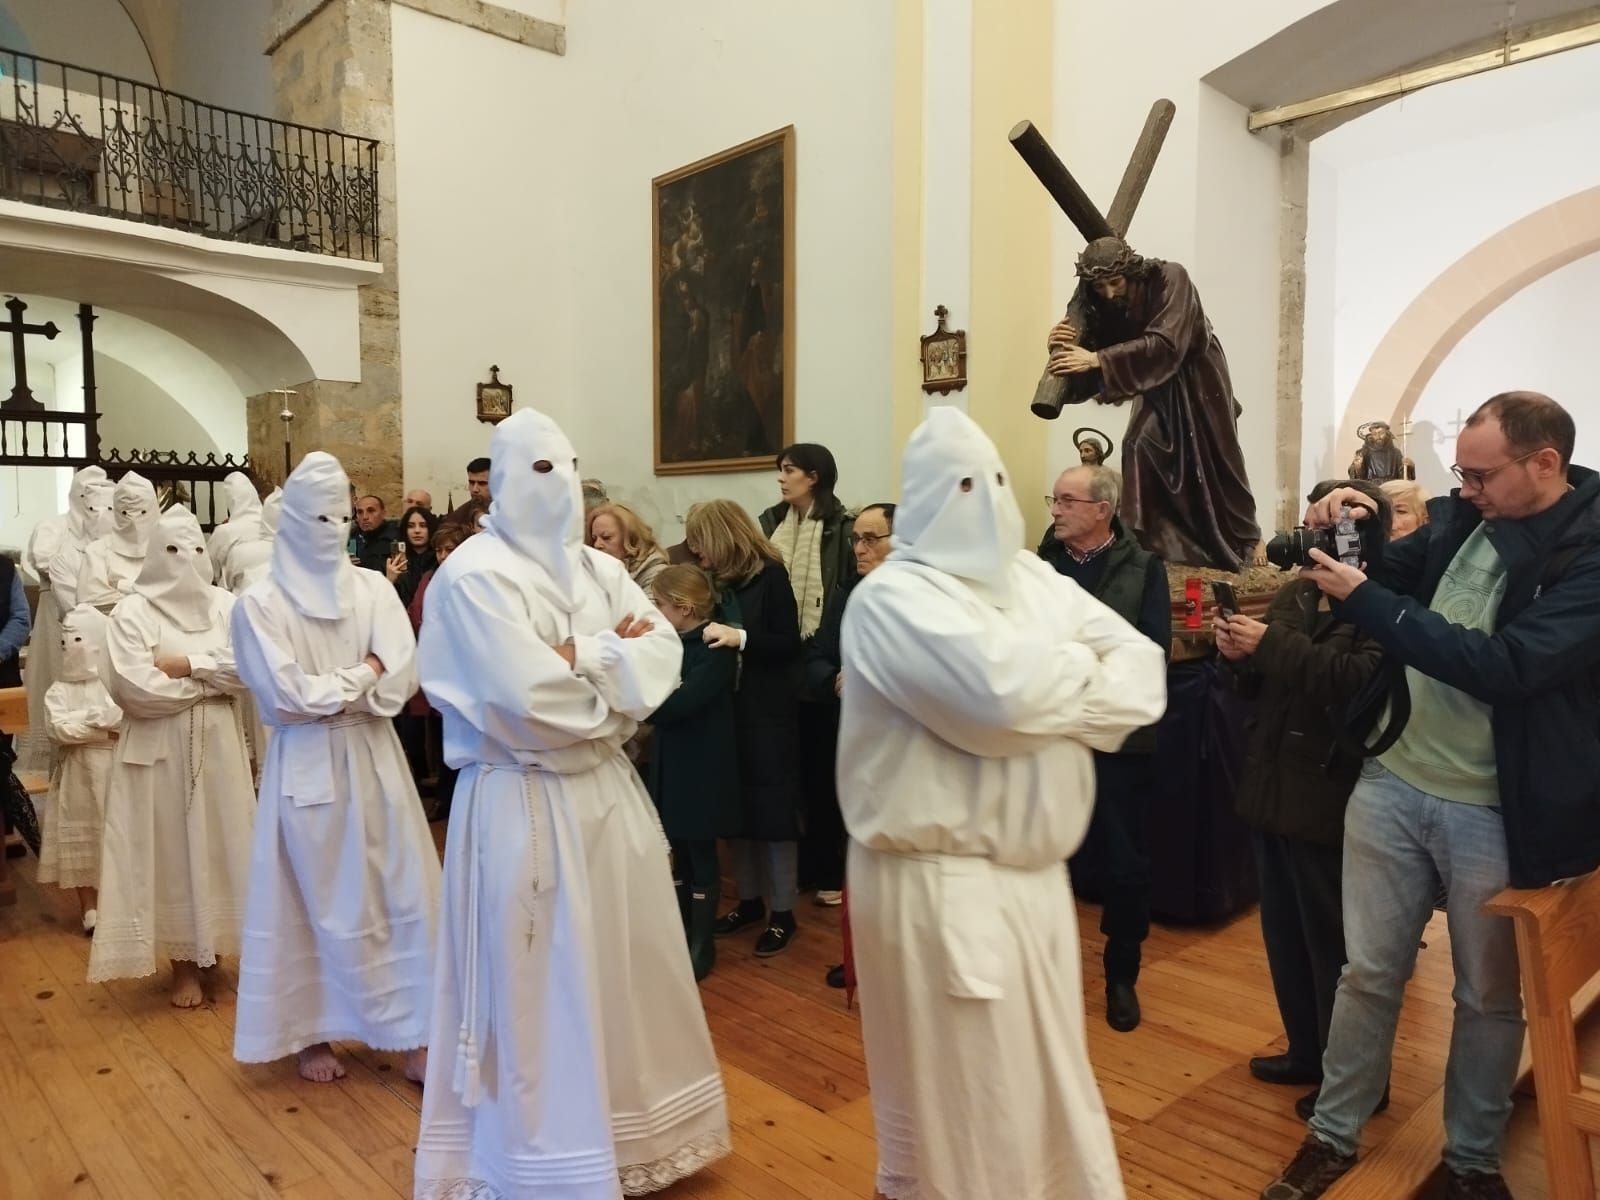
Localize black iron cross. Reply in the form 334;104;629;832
2;296;59;412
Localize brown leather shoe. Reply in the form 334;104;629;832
1259;1136;1356;1199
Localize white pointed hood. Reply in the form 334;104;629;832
134;505;217;632
83;480;116;540
484;408;586;612
220;471;262;525
892;406;1026;607
64;466;108;540
58;604;109;682
108;471;159;558
273;452;357;620
260;488;283;535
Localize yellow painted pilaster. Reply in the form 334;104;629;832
969;0;1053;506
889;0;926;491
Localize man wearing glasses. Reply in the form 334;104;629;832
1039;464;1170;1032
1259;392;1600;1200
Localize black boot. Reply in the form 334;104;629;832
1106;980;1141;1032
713;898;766;937
688;884;719;982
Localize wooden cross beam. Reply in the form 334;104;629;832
1008;99;1177;242
1;296;59;413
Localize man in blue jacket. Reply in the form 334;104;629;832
1260;391;1600;1200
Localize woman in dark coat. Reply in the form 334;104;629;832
758;443;855;901
385;505;438;608
685;498;803;957
646;563;740;981
1215;479;1389;1119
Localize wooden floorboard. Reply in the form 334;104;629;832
0;821;1522;1199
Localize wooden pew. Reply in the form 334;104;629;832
1325;877;1600;1199
0;684;25;907
1485;872;1600;1200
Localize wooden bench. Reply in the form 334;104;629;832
1485;872;1600;1199
0;684;26;907
1324;877;1600;1198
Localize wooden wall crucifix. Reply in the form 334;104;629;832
1;296;60;412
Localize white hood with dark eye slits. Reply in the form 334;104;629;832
483;408;587;612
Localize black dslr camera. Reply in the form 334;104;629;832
1264;504;1373;572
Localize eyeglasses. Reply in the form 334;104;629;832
1045;495;1101;510
1450;448;1547;489
849;532;890;548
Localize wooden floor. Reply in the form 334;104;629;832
0;826;1575;1199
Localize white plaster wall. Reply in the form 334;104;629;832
921;0;972;410
1303;44;1600;492
0;0;157;81
391;0;897;539
1407;252;1600;494
1046;0;1324;513
168;0;274;115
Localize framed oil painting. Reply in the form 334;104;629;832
653;125;795;475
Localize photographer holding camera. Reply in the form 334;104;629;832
1260;392;1600;1200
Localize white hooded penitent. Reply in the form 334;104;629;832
892;405;1026;607
134;505;217;632
272;453;356;620
483;408;587;612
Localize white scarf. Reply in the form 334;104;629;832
777;504;826;639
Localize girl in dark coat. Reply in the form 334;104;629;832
647;564;740;981
385;505;438;608
685;499;804;957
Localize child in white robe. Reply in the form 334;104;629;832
37;604;122;933
88;505;257;1009
231;452;439;1084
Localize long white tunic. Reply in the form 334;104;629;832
230;569;440;1062
414;539;728;1200
88;591;257;981
839;552;1167;1200
37;676;122;889
77;538;145;612
17;516;68;774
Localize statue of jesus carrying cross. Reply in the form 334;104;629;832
1011;106;1262;573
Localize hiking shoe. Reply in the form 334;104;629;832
1259;1136;1356;1199
1444;1169;1513;1200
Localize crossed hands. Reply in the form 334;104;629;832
550;615;655;668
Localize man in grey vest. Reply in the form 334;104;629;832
1039;464;1169;1031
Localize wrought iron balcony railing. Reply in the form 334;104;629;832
0;46;379;261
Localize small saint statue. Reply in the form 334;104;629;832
1073;427;1112;467
1348;421;1415;483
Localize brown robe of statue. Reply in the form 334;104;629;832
1065;262;1261;571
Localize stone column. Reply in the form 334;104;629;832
262;0;404;502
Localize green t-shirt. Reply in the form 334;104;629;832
1379;525;1508;806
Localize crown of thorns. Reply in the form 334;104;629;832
1075;237;1144;280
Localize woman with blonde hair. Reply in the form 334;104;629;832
1379;479;1430;542
684;499;805;957
587;502;671;594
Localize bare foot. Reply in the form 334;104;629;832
297;1043;346;1083
198;961;222;1000
170;961;204;1009
403;1047;428;1085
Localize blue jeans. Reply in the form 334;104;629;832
1309;763;1524;1174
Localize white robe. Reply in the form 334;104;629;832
17;516;68;774
37;676;122;889
77;538;145;612
839;552;1168;1200
414;539;728;1200
88;590;257;981
230;568;440;1062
